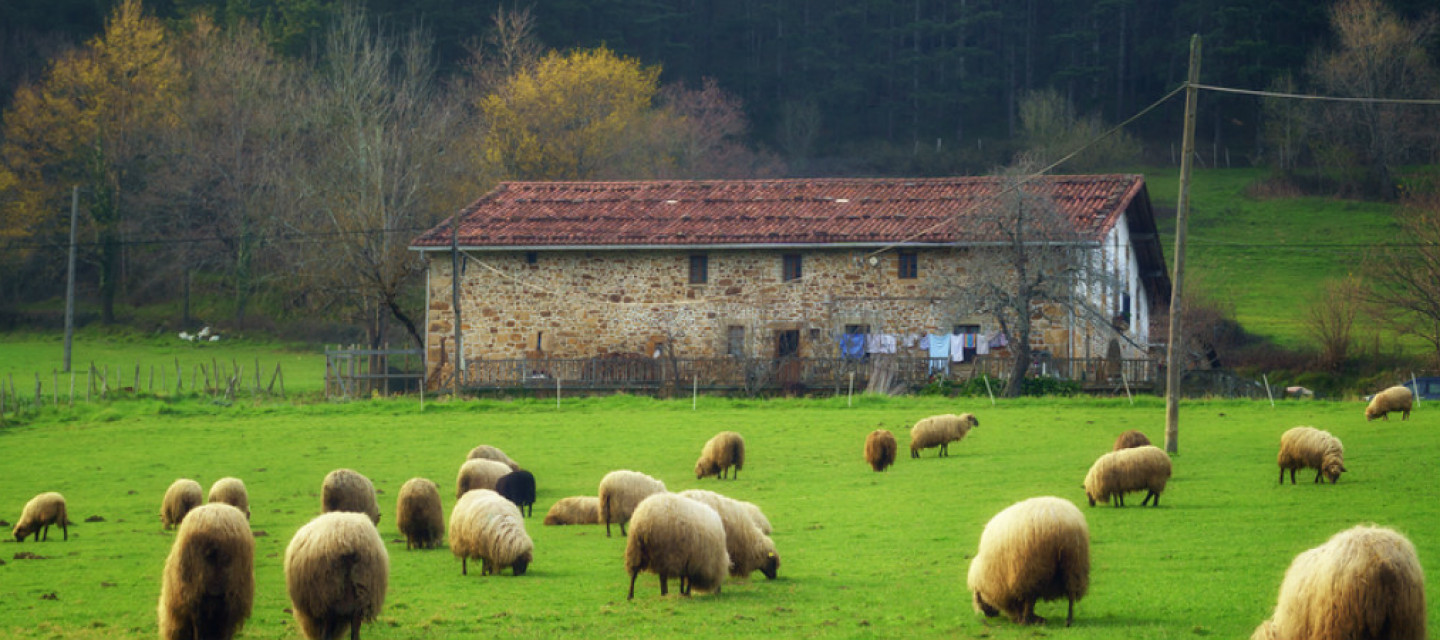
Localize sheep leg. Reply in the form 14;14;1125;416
1066;596;1075;627
1288;468;1297;484
620;521;628;537
1313;468;1322;483
1142;490;1157;506
659;575;668;596
910;447;919;459
351;612;362;640
627;570;639;600
1278;467;1284;484
462;557;468;575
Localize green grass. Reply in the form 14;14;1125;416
2;394;1436;639
1145;167;1402;350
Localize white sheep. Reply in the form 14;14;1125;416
694;431;746;479
624;492;730;599
1277;426;1346;484
396;478;444;550
543;496;601;526
909;413;979;458
284;512;389;640
1365;385;1414;421
449;489;533;576
466;444;521;471
679;489;779;579
967;496;1090;626
158;503;254;640
162;479;204;530
598;469;668;537
12;492;69;542
1083;445;1172;507
456;458;513;499
207;477;250;520
1251;524;1425;640
321;468;381;524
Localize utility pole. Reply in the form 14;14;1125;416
63;185;80;373
1165;35;1201;455
451;220;463;397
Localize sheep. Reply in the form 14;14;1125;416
624;492;730;599
1250;524;1425;640
1113;429;1152;451
738;500;773;535
207;477;250;520
1083;445;1172;507
467;444;521;471
158;503;254;640
864;429;898;472
967;496;1090;627
456;458;513;499
694;431;746;480
284;512;389;640
495;470;537;517
1365;385;1414;421
679;489;779;580
598;469;668;537
909;413;979;458
395;478;444;550
448;489;533;576
162;479;204;530
544;496;601;526
12;492;68;542
1277;426;1347;484
321;468;381;524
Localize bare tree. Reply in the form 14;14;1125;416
290;10;473;350
1364;194;1440;365
1305;275;1363;371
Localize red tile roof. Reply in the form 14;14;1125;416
410;175;1149;249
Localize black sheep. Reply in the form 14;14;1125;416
495;470;536;517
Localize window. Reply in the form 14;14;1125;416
689;254;708;284
782;254;803;281
524;251;538;264
898;252;918;279
844;324;870;335
726;325;745;357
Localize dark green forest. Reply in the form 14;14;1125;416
4;0;1436;164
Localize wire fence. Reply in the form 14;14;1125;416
0;358;288;424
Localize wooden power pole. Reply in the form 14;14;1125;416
1165;35;1201;455
451;221;464;397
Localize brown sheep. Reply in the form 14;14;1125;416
448;489;533;576
909;413;979;458
695;431;746;480
543;496;601;526
864;429;898;472
396;478;444;550
1251;524;1425;640
1083;445;1172;507
598;469;668;537
1365;386;1414;421
624;493;729;599
967;496;1090;626
1277;426;1346;484
466;444;521;471
207;477;250;520
158;503;254;640
456;458;512;499
284;512;389;640
162;479;204;530
1113;429;1151;451
321;468;381;524
12;491;68;542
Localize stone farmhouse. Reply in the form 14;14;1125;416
410;176;1169;390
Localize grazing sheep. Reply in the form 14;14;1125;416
1278;426;1347;484
1251;524;1425;640
395;478;444;550
1112;430;1152;451
1083;445;1172;507
738;500;772;535
284;512;389;640
158;503;254;640
162;479;204;530
679;489;779;580
207;477;250;520
495;470;537;517
864;429;898;472
543;496;601;526
456;458;512;499
466;445;521;471
448;489;533;576
598;470;668;537
1365;386;1414;421
909;413;979;458
321;469;381;524
695;431;746;480
12;492;68;542
624;493;729;599
967;496;1090;627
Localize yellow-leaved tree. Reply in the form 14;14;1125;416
481;47;661;180
0;0;181;323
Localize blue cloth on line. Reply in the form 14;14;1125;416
927;333;951;374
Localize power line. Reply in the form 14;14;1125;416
1193;83;1440;105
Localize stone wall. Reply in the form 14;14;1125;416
421;246;1124;382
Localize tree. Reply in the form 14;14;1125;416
0;0;181;324
1018;87;1139;172
1304;274;1364;371
480;46;661;180
290;9;472;350
1364;194;1440;365
1309;0;1439;199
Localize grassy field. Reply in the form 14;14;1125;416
1144;167;1401;350
1;393;1435;639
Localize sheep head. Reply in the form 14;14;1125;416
760;552;780;580
1323;455;1346;483
694;460;719;479
512;551;533;576
12;523;32;542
